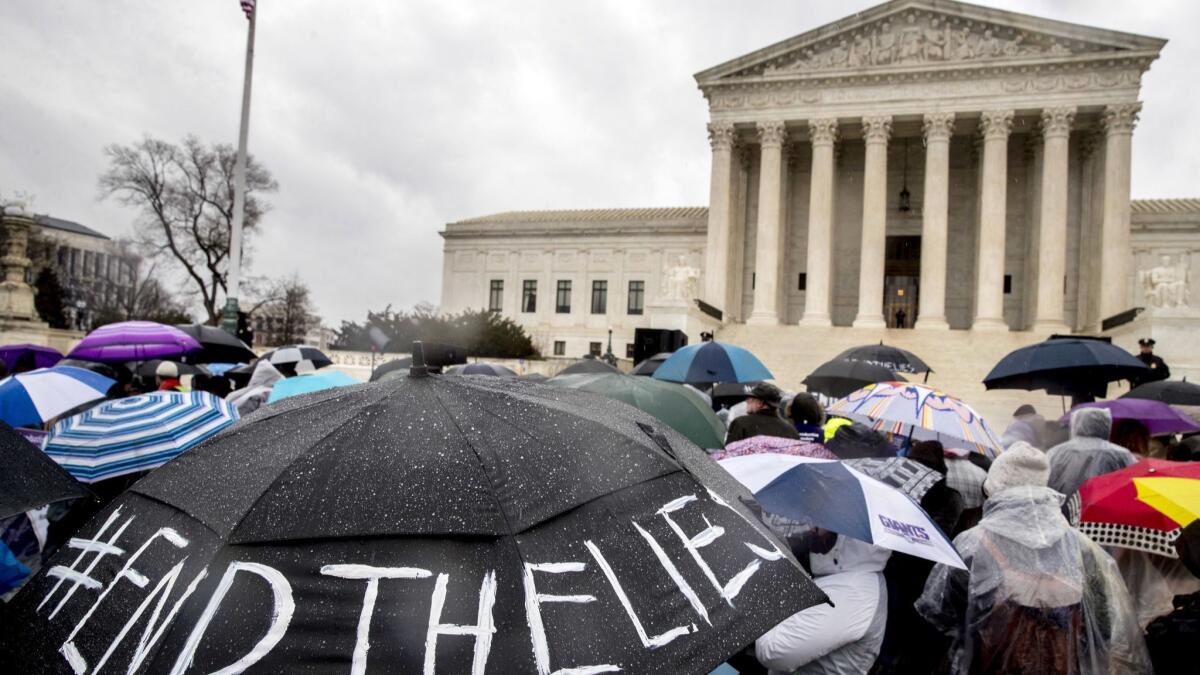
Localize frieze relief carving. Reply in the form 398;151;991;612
707;69;1141;111
1140;254;1190;309
744;11;1100;77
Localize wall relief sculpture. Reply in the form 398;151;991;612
1141;254;1191;309
660;255;701;303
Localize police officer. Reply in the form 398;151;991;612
1131;338;1170;387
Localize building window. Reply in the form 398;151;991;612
627;280;644;315
522;280;537;313
591;280;608;314
798;273;807;291
488;280;504;312
1003;275;1012;294
556;280;572;313
589;341;602;356
625;344;635;359
553;340;566;356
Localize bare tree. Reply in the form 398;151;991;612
251;274;319;346
99;135;277;325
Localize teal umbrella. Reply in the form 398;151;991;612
547;372;726;449
267;370;359;403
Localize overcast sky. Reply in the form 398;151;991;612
2;0;1196;325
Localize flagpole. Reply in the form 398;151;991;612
221;3;257;334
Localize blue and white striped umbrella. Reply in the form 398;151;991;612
44;390;238;483
719;453;966;568
0;366;116;428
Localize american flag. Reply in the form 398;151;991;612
240;0;255;19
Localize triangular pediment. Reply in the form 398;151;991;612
696;0;1165;83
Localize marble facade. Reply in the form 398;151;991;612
440;1;1200;380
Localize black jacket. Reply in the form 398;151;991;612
1132;353;1170;386
725;409;800;444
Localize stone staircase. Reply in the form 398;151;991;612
714;323;1126;429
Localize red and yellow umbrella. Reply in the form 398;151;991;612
1074;459;1200;557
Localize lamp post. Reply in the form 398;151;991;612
605;327;615;364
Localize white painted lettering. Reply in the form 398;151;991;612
584;540;694;650
168;561;294;675
423;571;497;675
522;561;619;675
320;564;433;675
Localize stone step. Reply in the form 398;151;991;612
713;323;1124;433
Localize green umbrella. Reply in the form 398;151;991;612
547;372;726;449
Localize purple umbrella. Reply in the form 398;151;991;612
66;321;201;363
1062;399;1200;436
0;344;62;371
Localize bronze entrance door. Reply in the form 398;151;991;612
884;236;920;328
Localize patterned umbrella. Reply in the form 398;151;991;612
1070;459;1200;557
0;366;116;428
259;344;333;375
827;381;1004;458
44;391;238;483
844;457;943;502
67;321;201;363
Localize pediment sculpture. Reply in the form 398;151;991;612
747;12;1100;77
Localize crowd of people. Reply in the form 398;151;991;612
710;378;1199;674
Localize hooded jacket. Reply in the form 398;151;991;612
916;486;1149;674
225;360;283;416
1046;408;1136;498
757;536;891;675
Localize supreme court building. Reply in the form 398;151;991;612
441;0;1200;407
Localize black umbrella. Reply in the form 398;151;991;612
826;422;893;459
711;381;758;408
834;343;932;377
558;359;621;376
0;421;89;519
803;359;906;399
2;372;823;672
369;357;413;382
446;362;518;377
983;337;1148;399
225;361;256;387
631;352;673;376
175;324;258;364
1121;380;1200;406
133;359;205;379
57;359;122;382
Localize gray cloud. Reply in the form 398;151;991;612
1;0;1196;324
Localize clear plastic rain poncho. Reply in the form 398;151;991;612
1045;408;1137;498
225;359;283;416
916;486;1150;674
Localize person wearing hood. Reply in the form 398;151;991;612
226;359;283;416
154;361;183;392
757;531;891;674
1046;407;1137;499
916;442;1149;674
725;383;800;444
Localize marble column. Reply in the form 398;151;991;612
799;118;838;326
703;121;737;317
915;112;954;330
1099;103;1141;321
747;120;787;325
853;115;891;328
973;109;1014;331
1032;106;1075;331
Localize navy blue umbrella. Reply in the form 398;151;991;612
652;341;772;384
983;337;1148;398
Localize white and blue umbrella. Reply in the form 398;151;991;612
44;390;238;483
652;341;773;384
0;366;116;428
719;453;966;568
